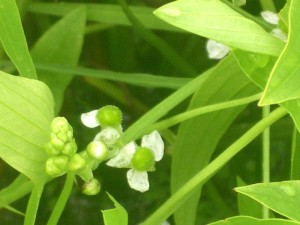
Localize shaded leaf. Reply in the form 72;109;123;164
171;55;259;225
291;128;300;180
260;0;300;105
0;0;36;78
236;181;300;222
154;0;284;56
31;7;86;114
209;216;300;225
102;193;128;225
0;71;54;183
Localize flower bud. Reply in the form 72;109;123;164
82;178;101;195
51;136;65;151
131;147;155;172
96;105;122;127
46;155;68;177
51;117;69;134
61;141;77;156
86;141;108;161
68;154;86;172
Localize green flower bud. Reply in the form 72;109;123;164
96;105;122;127
45;142;59;155
61;140;77;156
82;178;101;195
86;141;108;161
46;155;68;177
51;117;69;134
56;130;68;143
131;147;155;172
51;136;64;151
68;154;86;172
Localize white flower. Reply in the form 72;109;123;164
81;109;99;128
106;130;164;192
261;11;279;25
261;11;287;42
206;39;230;59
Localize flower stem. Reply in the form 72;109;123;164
47;173;75;225
142;107;287;225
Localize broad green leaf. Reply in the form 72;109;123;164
0;0;36;78
291;128;300;180
102;193;128;225
0;71;54;183
278;0;291;33
236;181;300;222
31;7;86;114
29;2;182;33
209;216;300;225
154;0;284;56
171;55;259;225
233;50;300;131
260;0;300;105
237;177;262;218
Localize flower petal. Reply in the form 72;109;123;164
94;127;121;146
206;39;230;59
261;11;279;25
126;169;149;192
106;142;136;168
141;130;164;161
271;28;287;42
81;110;99;128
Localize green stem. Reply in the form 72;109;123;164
142;107;287;225
259;0;277;12
117;0;197;76
148;93;261;132
47;173;75;225
24;182;45;225
262;106;270;219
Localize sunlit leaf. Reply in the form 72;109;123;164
31;7;86;114
0;0;36;78
233;50;300;131
171;55;259;225
102;193;128;225
154;0;284;56
236;181;300;222
0;71;54;183
209;216;300;225
260;0;300;105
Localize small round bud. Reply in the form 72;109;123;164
51;117;69;134
56;131;68;143
82;178;101;195
68;154;86;172
51;136;64;151
61;141;77;156
86;141;108;161
96;105;122;127
131;147;155;172
46;155;68;177
45;142;59;155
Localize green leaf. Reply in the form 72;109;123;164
154;0;284;56
102;193;128;225
0;71;54;183
237;177;262;218
0;0;36;79
31;7;86;114
171;55;259;225
209;216;300;225
29;2;182;33
291;128;300;180
236;181;300;222
233;50;300;131
260;0;300;105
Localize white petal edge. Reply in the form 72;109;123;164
261;11;279;25
106;142;136;168
94;127;121;146
141;130;164;161
271;28;287;42
81;110;99;128
206;39;230;59
126;169;149;192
